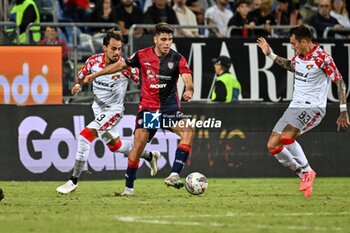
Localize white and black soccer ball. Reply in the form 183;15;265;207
185;172;208;195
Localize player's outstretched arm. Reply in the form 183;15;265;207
257;37;294;72
84;60;128;83
335;79;350;131
182;73;194;102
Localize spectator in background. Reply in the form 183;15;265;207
251;0;262;10
143;0;180;33
210;56;241;103
38;26;73;95
115;0;144;42
173;0;200;37
227;0;251;37
65;0;92;22
330;0;350;28
111;0;121;7
89;0;117;34
274;0;303;25
7;0;41;44
205;0;233;37
307;0;342;38
186;0;212;35
248;0;276;36
38;26;71;60
273;0;302;37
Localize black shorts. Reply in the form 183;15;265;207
135;109;188;142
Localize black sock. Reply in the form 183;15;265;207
143;152;153;162
171;147;189;174
70;176;78;185
125;167;137;188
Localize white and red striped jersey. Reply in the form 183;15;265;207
78;53;139;109
289;43;342;108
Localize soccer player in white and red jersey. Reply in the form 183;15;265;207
56;29;161;195
85;23;194;196
257;25;350;197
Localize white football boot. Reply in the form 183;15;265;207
119;187;134;197
56;180;78;194
164;173;184;189
149;151;161;176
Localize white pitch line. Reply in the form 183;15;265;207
115;216;343;231
117;211;349;219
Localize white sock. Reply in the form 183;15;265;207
116;140;133;155
273;147;302;175
76;135;90;161
113;140;150;159
72;160;86;178
286;141;312;173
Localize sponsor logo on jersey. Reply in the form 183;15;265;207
94;80;116;88
295;71;309;78
150;83;167;88
157;75;172;80
295;71;304;77
143;62;151;66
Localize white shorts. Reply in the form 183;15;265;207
86;102;124;139
273;107;325;134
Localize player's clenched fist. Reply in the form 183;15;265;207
71;83;81;95
183;90;193;102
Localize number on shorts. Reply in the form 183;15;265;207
96;114;106;122
298;111;311;124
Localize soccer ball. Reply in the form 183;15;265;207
185;172;208;195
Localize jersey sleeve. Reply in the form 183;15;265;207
77;56;96;80
179;56;192;75
322;54;343;83
121;67;140;84
314;52;342;82
125;51;140;68
290;54;297;70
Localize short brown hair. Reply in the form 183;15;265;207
103;28;123;46
155;22;174;35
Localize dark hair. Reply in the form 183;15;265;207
155;22;174;35
103;28;123;46
235;0;250;7
44;26;57;31
289;25;313;41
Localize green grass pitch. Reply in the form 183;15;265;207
0;178;349;233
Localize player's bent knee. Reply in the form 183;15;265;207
266;141;275;151
280;137;295;145
80;128;96;142
128;157;139;168
269;146;284;155
108;139;122;152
